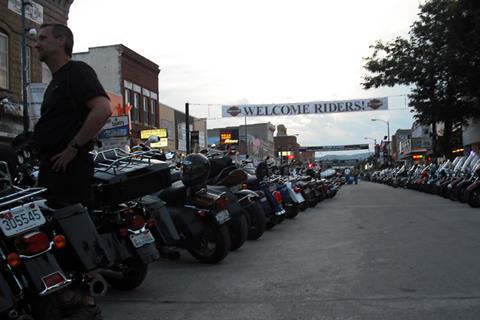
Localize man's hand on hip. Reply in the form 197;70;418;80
51;146;78;172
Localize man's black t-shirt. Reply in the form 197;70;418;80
33;60;108;157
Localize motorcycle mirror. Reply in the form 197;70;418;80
147;135;160;143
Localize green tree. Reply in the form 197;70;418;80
362;0;480;156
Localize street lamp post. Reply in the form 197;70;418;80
21;1;29;132
371;119;390;156
364;137;377;150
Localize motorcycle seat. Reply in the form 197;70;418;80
245;173;260;188
154;180;187;205
296;181;309;188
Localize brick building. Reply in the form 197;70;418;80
0;0;74;141
73;44;160;144
274;135;299;160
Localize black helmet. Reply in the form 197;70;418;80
182;153;211;187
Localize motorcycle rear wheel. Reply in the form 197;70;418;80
187;222;231;263
103;258;148;290
247;201;267;241
468;189;480;208
460;187;471;203
229;214;249;251
28;294;61;320
265;212;280;230
286;203;299;219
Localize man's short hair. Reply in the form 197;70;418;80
40;23;74;57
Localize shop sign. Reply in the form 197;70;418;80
220;129;239;145
151;138;168;148
140;128;168;139
8;0;43;24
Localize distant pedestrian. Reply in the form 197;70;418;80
352;167;359;184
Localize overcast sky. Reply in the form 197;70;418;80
68;0;422;152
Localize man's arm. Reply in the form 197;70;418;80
71;96;113;147
51;96;112;172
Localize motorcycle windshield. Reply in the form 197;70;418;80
461;152;478;171
453;156;466;172
471;159;480;174
452;156;462;168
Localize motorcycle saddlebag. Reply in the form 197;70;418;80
94;161;171;206
140;195;180;244
54;204;113;270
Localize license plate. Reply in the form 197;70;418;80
0;203;46;237
269;185;277;192
129;230;155;248
260;197;268;202
215;210;230;224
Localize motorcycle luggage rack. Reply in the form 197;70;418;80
93;148;160;175
0;187;46;210
92;149;171;206
0;161;46;209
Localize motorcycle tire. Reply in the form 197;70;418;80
286;203;299;219
468;189;480;208
63;305;103;320
247;201;267;241
29;294;61;320
300;201;309;211
265;214;279;230
104;258;148;290
229;214;249;251
449;185;459;201
187;221;231;263
459;185;470;203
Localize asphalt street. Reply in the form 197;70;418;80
98;181;480;320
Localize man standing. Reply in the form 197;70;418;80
33;24;111;319
33;24;112;210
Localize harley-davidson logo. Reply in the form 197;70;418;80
227;106;242;117
368;99;383;110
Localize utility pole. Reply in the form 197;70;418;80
185;102;190;154
244;116;248;156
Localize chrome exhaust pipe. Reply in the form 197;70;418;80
86;273;108;297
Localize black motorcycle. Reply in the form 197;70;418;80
0;149;71;320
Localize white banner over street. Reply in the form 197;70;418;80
222;97;388;118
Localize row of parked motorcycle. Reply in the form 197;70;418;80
0;135;344;320
370;151;480;208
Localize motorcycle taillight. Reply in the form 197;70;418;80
215;196;229;210
273;191;283;204
128;215;146;230
15;231;50;256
